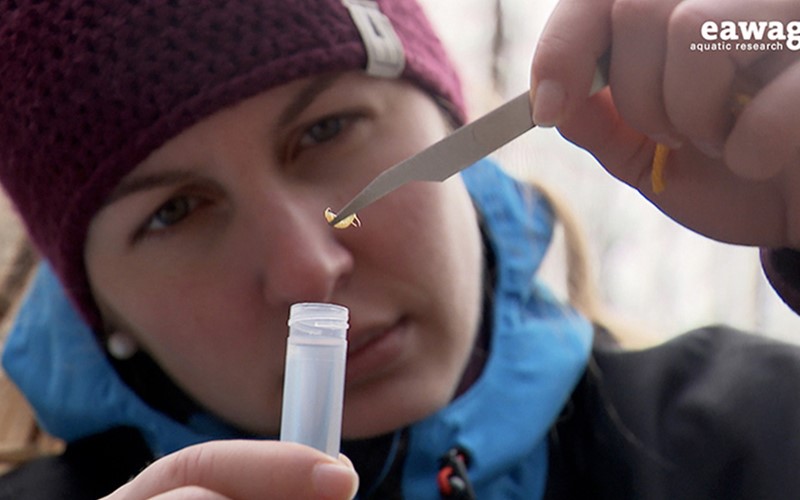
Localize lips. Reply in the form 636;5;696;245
348;325;389;355
345;316;409;384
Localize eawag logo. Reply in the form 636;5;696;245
690;20;800;52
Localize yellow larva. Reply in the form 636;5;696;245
651;143;670;194
324;207;361;229
650;91;753;195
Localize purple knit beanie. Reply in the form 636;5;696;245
0;0;464;327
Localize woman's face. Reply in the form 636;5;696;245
85;73;483;438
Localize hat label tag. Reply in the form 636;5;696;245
343;0;406;78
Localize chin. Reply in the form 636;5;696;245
340;377;454;439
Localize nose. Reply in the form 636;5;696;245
254;195;354;306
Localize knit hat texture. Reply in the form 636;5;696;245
0;0;464;327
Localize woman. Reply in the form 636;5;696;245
1;0;799;498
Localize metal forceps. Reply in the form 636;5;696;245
328;62;609;227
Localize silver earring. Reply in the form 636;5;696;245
107;331;138;360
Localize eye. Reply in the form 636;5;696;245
140;196;200;236
281;110;369;168
298;115;351;147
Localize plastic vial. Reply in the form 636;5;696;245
280;302;348;457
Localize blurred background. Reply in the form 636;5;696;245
418;0;800;344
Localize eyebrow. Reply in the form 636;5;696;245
104;169;211;207
277;73;344;127
105;75;344;206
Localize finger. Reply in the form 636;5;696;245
531;0;614;127
638;145;788;246
664;2;738;150
558;89;788;246
726;58;800;179
106;441;358;500
609;0;684;144
664;0;800;152
149;486;231;500
558;88;658;191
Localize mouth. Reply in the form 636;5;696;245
345;316;410;385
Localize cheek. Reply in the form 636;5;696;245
87;253;289;432
423;182;483;331
342;181;484;433
373;179;483;354
100;261;282;372
379;180;480;284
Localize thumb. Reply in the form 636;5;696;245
530;0;613;127
103;441;359;500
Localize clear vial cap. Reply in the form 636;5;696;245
288;302;348;339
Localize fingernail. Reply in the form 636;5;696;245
693;139;724;159
312;461;359;500
532;79;565;128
